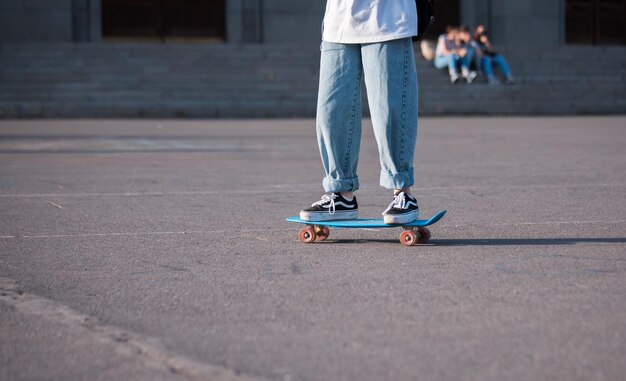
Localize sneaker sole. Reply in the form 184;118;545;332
383;210;419;225
299;210;358;222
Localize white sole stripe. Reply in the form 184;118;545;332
312;201;356;209
299;210;359;222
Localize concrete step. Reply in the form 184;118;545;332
1;43;625;117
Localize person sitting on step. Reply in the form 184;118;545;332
457;25;479;84
474;24;515;85
434;26;462;84
434;26;475;84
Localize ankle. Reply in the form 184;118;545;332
394;188;412;196
340;191;354;200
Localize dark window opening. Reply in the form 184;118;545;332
566;0;626;44
102;0;225;42
422;0;460;41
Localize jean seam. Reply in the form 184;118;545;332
400;39;408;167
344;52;360;175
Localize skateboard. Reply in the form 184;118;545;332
286;210;446;246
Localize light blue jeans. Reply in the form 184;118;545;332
316;38;418;193
434;52;473;75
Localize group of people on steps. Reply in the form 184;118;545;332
434;24;515;85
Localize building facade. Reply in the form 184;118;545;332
1;0;624;46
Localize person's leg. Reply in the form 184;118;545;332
468;47;479;77
467;46;477;71
435;54;460;83
465;46;478;83
460;52;471;72
300;41;362;221
316;41;363;193
493;54;514;81
362;38;419;224
460;48;477;82
475;53;484;72
450;55;462;80
361;37;418;193
482;56;495;82
433;55;448;69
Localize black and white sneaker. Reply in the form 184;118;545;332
300;193;358;221
382;192;419;224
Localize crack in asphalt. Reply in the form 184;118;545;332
0;276;269;381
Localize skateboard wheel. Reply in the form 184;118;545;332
417;227;431;243
299;226;317;243
315;225;330;241
400;230;417;246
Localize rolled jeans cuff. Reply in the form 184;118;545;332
380;168;414;190
323;176;360;193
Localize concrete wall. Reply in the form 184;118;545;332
226;0;325;44
0;0;73;42
460;0;492;31
254;0;564;46
460;0;564;47
261;0;325;44
72;0;93;42
488;0;563;46
227;0;265;43
0;0;567;46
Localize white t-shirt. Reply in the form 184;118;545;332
322;0;418;44
435;34;457;57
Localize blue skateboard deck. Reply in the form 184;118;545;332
287;210;446;245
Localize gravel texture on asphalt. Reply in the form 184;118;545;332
1;117;625;381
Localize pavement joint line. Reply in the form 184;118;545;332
0;228;292;239
1;220;625;240
0;183;624;199
445;220;626;228
0;276;270;381
0;190;281;198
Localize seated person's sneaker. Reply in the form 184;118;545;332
382;192;419;224
450;72;460;84
300;193;358;221
467;70;478;84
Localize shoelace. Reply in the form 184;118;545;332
312;193;337;215
383;191;407;215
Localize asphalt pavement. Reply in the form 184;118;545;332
1;117;625;381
